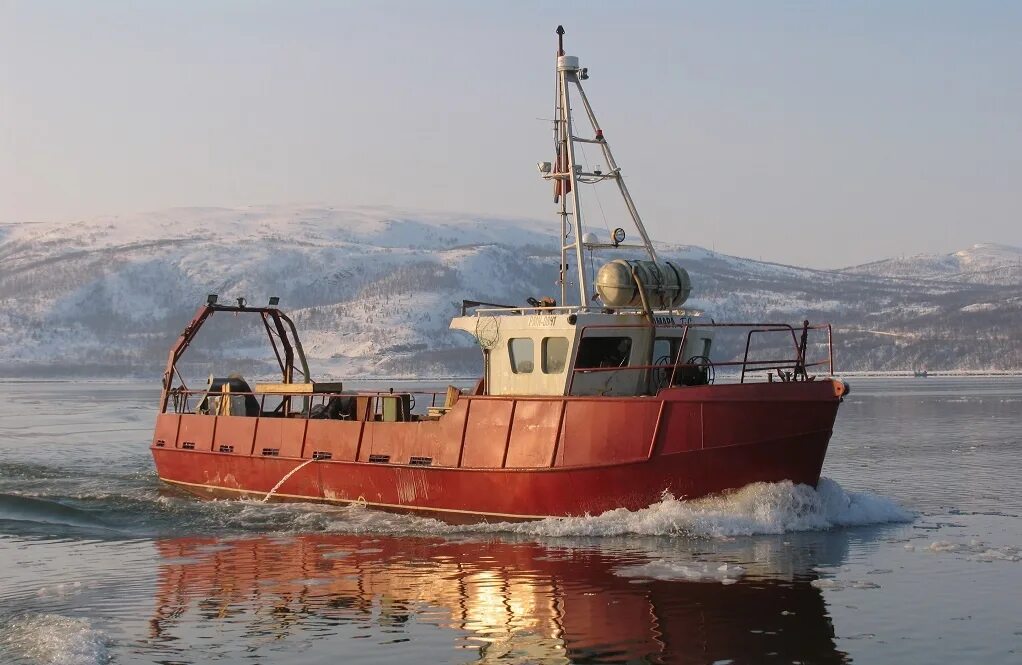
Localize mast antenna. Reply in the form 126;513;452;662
542;25;659;308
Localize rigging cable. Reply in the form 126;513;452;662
577;142;611;301
577;142;613;239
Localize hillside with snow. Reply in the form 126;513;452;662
843;243;1022;286
1;206;1019;377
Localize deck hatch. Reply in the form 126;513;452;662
312;451;333;460
368;454;390;464
409;456;433;466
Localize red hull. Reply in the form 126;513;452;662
152;380;845;522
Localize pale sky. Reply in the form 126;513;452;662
2;1;1020;267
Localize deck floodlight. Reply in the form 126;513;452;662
268;296;280;306
207;294;218;305
237;297;246;308
537;161;552;174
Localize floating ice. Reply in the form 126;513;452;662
615;559;747;584
0;614;110;665
35;580;85;598
809;578;881;591
923;539;1021;562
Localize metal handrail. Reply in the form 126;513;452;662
164;388;448;417
568;320;834;391
464;305;708;317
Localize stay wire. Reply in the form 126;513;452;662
577;142;609;302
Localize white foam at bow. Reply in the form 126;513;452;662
465;477;914;538
213;476;913;538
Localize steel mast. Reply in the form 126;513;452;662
547;25;658;309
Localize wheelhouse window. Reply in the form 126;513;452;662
508;338;535;374
653;337;678;365
575;336;632;369
542;337;569;373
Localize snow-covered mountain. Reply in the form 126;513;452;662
1;206;1019;377
843;243;1022;286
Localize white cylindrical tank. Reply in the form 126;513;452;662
595;259;692;309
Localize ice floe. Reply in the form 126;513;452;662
615;559;747;584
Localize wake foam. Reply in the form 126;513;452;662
0;614;109;665
214;476;913;539
461;477;914;538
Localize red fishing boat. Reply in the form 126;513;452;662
151;27;848;522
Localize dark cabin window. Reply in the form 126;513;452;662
575;337;632;369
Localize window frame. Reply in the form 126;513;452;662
508;337;535;374
541;336;570;374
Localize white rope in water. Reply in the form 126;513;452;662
261;458;317;503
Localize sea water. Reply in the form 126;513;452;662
0;378;1020;664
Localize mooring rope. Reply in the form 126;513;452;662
261;458;317;503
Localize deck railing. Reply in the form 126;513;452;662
567;320;833;393
165;387;451;419
163;320;833;415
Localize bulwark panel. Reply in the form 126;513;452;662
253;418;308;458
212;416;257;456
361;421;419;464
177;414;215;451
278;418;309;458
558;400;659;467
153;414;180;449
461;399;514;468
653;401;703;454
407;401;470;467
303;420;362;461
701;400;837;449
505;400;563;468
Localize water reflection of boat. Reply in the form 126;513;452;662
150;534;849;663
